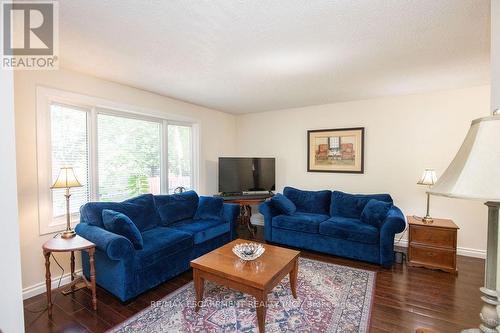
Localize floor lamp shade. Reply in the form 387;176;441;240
428;115;500;333
428;115;500;201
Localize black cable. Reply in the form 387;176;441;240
393;219;410;264
25;253;65;315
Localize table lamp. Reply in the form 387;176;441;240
51;167;82;239
417;168;437;223
428;115;500;333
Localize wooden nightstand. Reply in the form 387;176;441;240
407;216;459;274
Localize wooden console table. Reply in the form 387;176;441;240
222;196;271;238
42;235;97;317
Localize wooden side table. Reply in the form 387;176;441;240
221;197;270;238
407;216;459;273
42;235;97;317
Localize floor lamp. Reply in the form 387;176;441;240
428;115;500;333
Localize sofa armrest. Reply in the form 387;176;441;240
75;223;134;261
259;200;280;242
222;203;240;240
379;206;406;267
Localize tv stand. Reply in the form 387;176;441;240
218;192;273;201
218;194;273;238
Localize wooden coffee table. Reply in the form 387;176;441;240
190;239;300;332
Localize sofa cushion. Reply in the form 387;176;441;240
283;186;331;215
80;194;161;232
330;191;393;219
136;227;193;269
170;218;229;244
102;209;143;250
154;191;199;226
360;199;392;228
319;217;379;244
270;193;296;215
194;196;224;220
272;213;330;234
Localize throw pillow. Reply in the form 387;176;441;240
330;191;393;218
194;196;224;220
270;193;296;215
283;186;331;215
154;191;199;225
360;199;392;228
102;209;144;250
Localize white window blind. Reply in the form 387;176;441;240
37;87;198;235
97;113;162;202
50;104;90;219
168;124;193;193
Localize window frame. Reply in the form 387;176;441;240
166;121;197;194
48;102;92;224
36;86;199;235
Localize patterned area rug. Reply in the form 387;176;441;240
109;258;375;333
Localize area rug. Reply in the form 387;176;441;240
108;258;375;333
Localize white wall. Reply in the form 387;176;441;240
14;68;236;297
0;71;25;330
493;0;500;112
492;0;500;292
237;86;490;256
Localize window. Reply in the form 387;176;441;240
167;124;193;193
50;104;90;221
98;114;161;201
36;87;198;235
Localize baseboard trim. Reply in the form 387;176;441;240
395;239;486;259
22;269;82;300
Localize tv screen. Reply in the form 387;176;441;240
218;157;275;194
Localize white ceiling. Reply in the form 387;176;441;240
59;1;491;114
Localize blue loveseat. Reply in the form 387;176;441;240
75;191;239;301
259;187;406;267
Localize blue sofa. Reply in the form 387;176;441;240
259;187;406;267
75;191;239;301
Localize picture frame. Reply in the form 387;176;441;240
307;127;364;173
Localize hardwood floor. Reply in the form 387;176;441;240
24;225;484;333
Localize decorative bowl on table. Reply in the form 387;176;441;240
232;242;265;261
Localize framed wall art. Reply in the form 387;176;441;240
307;127;364;173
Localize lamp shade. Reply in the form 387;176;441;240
51;167;82;189
429;115;500;202
417;168;437;186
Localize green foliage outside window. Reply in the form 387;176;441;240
127;174;150;196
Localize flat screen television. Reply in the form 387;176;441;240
218;157;275;195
